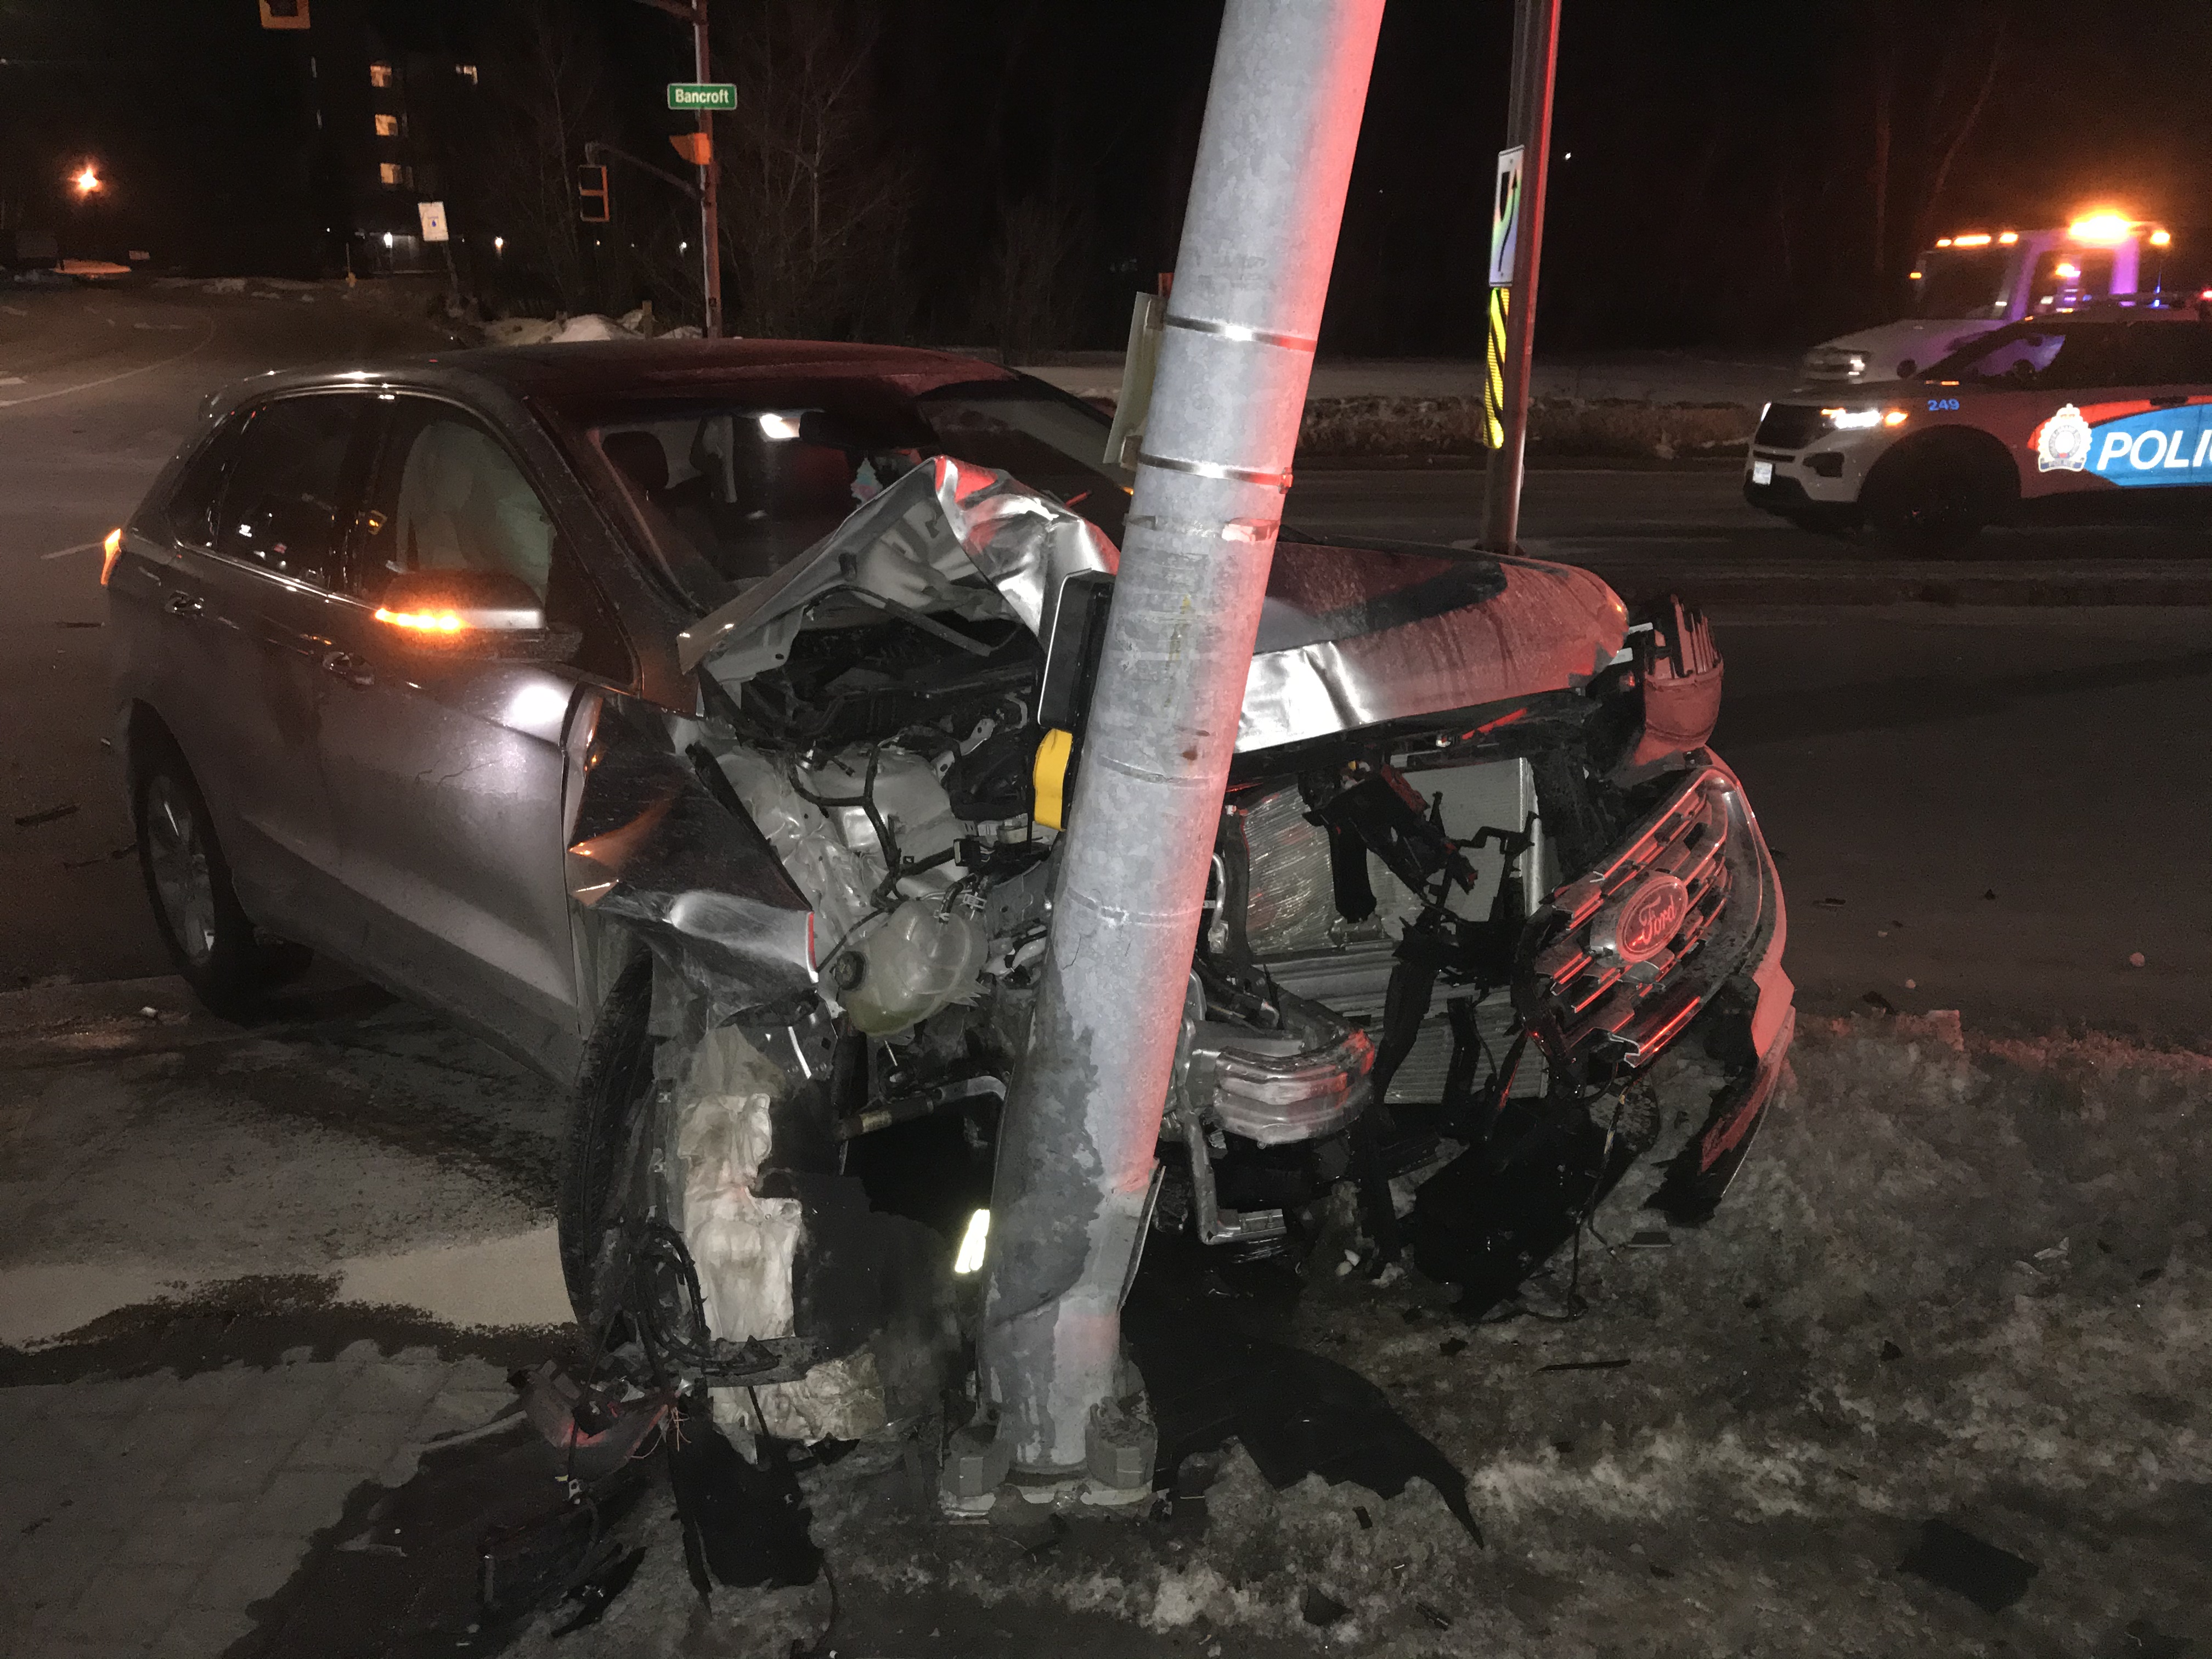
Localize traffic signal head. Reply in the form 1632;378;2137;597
577;164;610;224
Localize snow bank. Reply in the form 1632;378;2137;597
483;306;700;347
506;1016;2211;1657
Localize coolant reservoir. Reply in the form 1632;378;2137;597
839;898;986;1035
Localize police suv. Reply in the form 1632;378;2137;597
1746;313;2212;550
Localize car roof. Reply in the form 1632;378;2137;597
210;337;1018;416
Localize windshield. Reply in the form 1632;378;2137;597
1929;325;2065;383
1909;246;2012;319
566;377;1131;611
1925;321;2212;388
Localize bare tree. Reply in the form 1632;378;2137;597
1909;17;2007;253
982;188;1093;362
712;0;912;339
472;0;617;314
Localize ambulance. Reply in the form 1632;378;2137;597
1745;311;2212;549
1801;212;2202;384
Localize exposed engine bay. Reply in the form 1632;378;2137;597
558;458;1793;1438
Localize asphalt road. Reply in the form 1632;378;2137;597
0;280;458;996
3;284;2208;1042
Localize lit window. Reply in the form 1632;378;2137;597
374;114;400;138
455;63;478;82
369;61;393;88
379;162;413;188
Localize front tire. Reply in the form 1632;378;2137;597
133;737;309;1019
1864;437;2013;555
558;953;660;1336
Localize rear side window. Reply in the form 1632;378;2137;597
215;395;373;588
2121;325;2212;385
2044;324;2212;388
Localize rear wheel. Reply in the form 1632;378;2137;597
133;737;311;1018
1864;437;2015;554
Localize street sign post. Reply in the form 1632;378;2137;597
666;82;736;111
1482;0;1561;554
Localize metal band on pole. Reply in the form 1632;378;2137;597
1135;450;1296;490
1161;314;1320;352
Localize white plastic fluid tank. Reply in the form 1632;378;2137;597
840;898;987;1035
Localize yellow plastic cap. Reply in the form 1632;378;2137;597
1032;728;1074;830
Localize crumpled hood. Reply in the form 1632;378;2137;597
683;456;1628;753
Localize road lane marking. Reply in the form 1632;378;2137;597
41;540;104;560
0;312;215;410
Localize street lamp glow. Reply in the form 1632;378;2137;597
73;164;100;195
493;236;505;252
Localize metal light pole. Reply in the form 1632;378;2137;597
977;0;1386;1480
636;0;722;337
689;1;721;338
1482;0;1561;552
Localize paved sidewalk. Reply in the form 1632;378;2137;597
0;1345;512;1657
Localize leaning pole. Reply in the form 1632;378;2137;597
977;0;1389;1480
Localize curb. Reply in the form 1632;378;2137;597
1584;567;2212;608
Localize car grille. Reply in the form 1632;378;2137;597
1753;404;1827;450
1522;767;1741;1066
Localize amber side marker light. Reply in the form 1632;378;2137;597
374;606;466;634
99;528;123;585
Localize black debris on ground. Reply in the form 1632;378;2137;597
1899;1519;2040;1613
665;1402;823;1596
549;1548;647;1639
1535;1357;1631;1373
1301;1586;1351;1627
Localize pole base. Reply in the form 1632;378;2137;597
935;1397;1160;1517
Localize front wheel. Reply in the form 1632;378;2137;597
558;953;660;1337
1863;440;2011;555
133;738;309;1019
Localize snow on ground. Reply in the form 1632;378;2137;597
483;308;700;346
508;1014;2208;1657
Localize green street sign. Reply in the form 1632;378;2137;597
667;82;736;111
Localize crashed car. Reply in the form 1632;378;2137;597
109;340;1792;1436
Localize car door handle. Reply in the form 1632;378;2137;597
321;650;374;686
163;592;205;618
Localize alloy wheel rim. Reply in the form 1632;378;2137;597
145;776;217;967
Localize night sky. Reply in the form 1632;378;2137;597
3;0;2209;351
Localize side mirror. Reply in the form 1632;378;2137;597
369;568;578;661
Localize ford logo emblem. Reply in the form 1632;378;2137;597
1592;874;1690;965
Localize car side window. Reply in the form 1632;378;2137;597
2120;326;2212;386
165;414;247;549
358;399;631;684
214;396;372;588
360;403;558;599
